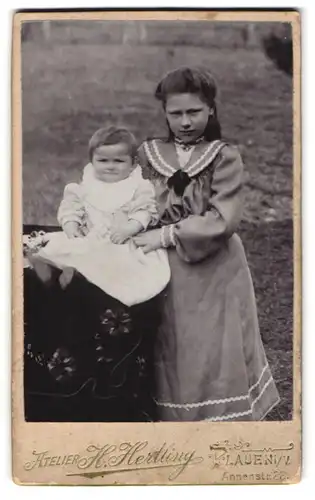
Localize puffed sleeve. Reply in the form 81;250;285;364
128;169;159;229
165;145;244;263
57;183;86;229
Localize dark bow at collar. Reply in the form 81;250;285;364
167;169;191;196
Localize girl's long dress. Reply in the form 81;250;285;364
138;138;280;421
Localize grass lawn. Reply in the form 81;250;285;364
239;220;293;420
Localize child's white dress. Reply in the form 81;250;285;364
36;164;170;306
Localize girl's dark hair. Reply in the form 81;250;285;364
155;66;222;141
88;126;138;162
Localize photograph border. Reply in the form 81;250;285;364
12;9;301;485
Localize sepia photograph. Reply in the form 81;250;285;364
20;18;294;424
11;10;301;486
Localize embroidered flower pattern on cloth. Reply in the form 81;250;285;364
23;264;157;419
99;308;132;337
25;342;46;367
94;308;133;363
47;347;77;382
136;356;147;378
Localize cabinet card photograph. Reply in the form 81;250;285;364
12;9;301;485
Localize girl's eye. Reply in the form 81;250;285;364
168;109;201;117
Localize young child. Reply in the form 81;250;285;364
30;126;170;306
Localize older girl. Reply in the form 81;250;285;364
134;66;280;421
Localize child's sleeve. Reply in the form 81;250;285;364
128;176;159;230
162;145;244;263
57;183;86;228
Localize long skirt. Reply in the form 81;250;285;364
155;233;280;421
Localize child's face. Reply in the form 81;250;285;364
92;143;133;183
165;93;210;143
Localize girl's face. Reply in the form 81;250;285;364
92;143;133;183
164;93;210;143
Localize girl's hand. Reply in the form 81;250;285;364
63;221;84;239
133;229;163;254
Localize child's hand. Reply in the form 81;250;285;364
110;220;143;245
110;224;133;244
133;229;163;253
63;221;84;239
